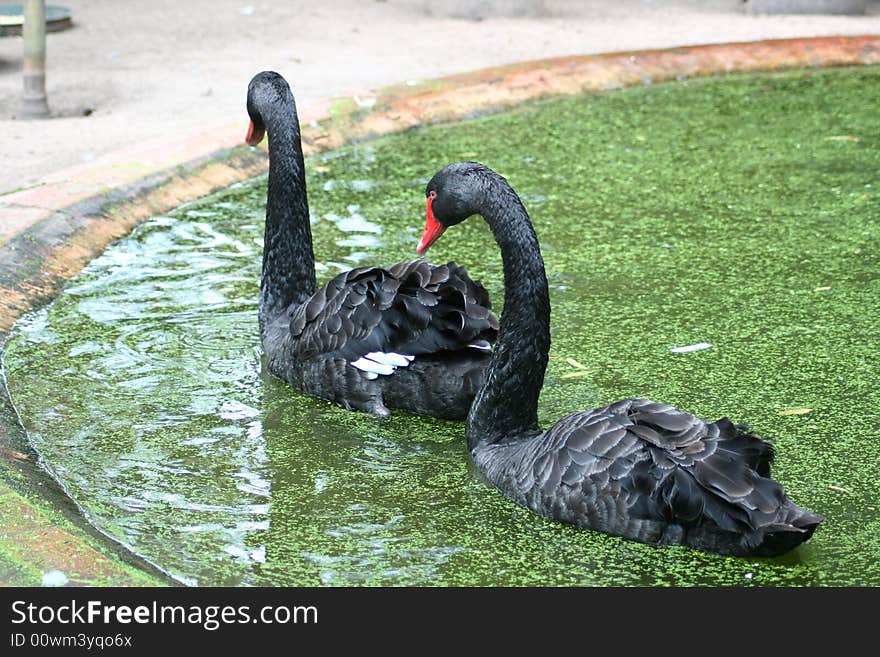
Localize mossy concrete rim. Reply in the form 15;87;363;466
0;376;179;586
0;35;878;586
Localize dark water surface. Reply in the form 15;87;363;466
4;67;879;585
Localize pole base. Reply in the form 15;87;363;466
21;71;50;119
20;95;50;119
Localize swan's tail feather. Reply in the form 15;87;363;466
744;505;824;557
675;418;823;557
683;505;823;557
715;419;775;476
724;421;823;555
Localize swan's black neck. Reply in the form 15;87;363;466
466;175;550;450
258;96;316;335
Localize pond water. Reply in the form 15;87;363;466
4;66;879;586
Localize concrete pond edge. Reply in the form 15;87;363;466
0;35;877;585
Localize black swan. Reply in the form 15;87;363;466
245;72;497;419
417;161;823;557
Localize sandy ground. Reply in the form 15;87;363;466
1;0;879;195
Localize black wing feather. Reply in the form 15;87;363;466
527;398;820;550
289;259;498;363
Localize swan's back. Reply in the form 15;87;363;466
289;259;496;361
474;398;823;557
267;258;499;418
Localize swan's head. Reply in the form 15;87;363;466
245;71;292;146
417;161;493;255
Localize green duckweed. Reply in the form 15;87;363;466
3;66;879;585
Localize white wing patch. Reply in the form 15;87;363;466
468;340;492;352
350;351;415;378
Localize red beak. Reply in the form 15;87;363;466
416;192;446;255
245;120;265;146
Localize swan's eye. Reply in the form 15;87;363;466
428;190;437;200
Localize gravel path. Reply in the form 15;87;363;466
1;0;879;195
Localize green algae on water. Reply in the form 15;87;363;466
3;66;879;585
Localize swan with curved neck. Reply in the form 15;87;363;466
418;161;823;557
245;72;498;419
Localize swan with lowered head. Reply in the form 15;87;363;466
246;73;497;419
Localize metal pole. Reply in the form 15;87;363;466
21;0;50;118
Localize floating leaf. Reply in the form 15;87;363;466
560;370;594;380
353;95;376;109
828;485;851;494
778;407;813;416
565;357;589;370
41;570;69;587
825;135;860;142
670;342;711;354
814;286;832;292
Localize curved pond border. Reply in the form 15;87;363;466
0;35;877;585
